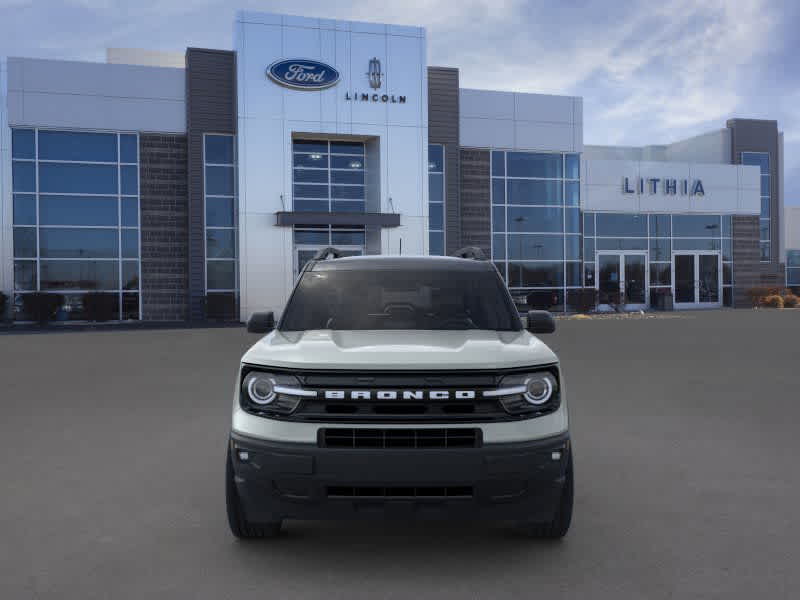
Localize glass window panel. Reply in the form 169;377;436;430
205;166;235;195
428;145;444;172
492;179;505;205
565;235;581;260
12;161;36;192
331;230;365;246
741;152;769;174
207;229;236;258
330;141;364;155
491;151;505;177
206;197;234;227
207;260;236;290
205;135;234;164
507;152;562;178
596;238;647;251
121;165;138;195
565;154;580;179
13;227;37;258
13;194;36;225
294;229;329;245
787;268;800;285
507;262;564;287
507;206;563;233
649;238;671;261
293;168;328;183
565;207;580;233
120;134;138;163
760;175;770;196
583;237;594;261
649;214;671;237
122;293;140;320
723;263;732;285
761;197;770;218
294;184;329;199
760;242;770;261
492;206;505;232
565;181;579;206
39;163;118;194
38;130;117;162
294;153;329;168
429;232;444;256
331;201;365;213
494;262;507;282
507;234;564;260
595;213;647;237
507;179;562;205
673;214;722;237
39;195;118;226
331;185;364;200
721;215;732;237
330;155;362;169
525;289;564;311
121;198;139;227
122;261;139;290
787;251;800;268
40;260;119;290
493;234;506;260
121;229;139;258
673;238;721;251
566;262;581;287
12;129;35;159
294;200;328;212
722;238;732;261
428;173;444;203
650;263;671;286
759;219;770;241
583;213;595;237
40;228;118;258
429;202;444;230
332;170;365;185
14;261;37;291
293;140;328;154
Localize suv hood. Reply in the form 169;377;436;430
242;330;557;371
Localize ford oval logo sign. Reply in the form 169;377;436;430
267;59;340;90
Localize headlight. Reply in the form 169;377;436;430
487;370;559;415
240;369;315;415
523;374;555;405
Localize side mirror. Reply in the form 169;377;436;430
247;311;275;334
526;310;555;334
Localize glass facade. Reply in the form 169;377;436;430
788;250;800;288
11;128;141;320
292;140;365;212
491;150;580;310
742;152;770;261
204;134;238;299
428;144;445;255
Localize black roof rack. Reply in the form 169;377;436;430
312;247;348;260
450;246;487;260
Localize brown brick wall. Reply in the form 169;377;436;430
459;149;491;257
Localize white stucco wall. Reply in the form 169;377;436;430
235;11;429;320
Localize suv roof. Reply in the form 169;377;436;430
308;254;495;272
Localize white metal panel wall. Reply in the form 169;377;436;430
582;157;760;215
235;11;429;320
6;58;185;132
784;206;800;250
459;88;582;152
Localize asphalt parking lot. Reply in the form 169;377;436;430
1;309;799;599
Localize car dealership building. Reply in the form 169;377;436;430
0;11;791;322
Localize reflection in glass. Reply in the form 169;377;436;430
507;152;562;178
206;229;236;258
39;228;118;258
507;235;564;260
38;130;117;162
13;194;36;225
40;260;119;290
507;262;564;287
207;260;236;290
13;228;37;258
40;195;118;226
14;261;36;291
205;135;234;164
39;163;118;194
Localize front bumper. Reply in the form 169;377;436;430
230;431;570;522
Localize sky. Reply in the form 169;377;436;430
1;0;798;204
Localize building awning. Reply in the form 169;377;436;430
275;211;401;227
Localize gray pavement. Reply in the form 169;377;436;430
1;309;799;599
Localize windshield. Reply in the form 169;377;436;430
280;267;521;331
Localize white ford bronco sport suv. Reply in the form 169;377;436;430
226;248;572;538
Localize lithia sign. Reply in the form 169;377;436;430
266;57;406;103
623;177;705;196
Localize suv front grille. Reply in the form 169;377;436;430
327;485;473;499
319;427;481;448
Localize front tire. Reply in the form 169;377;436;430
518;453;573;539
226;445;282;539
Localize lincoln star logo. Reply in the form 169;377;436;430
266;59;340;90
367;57;382;89
324;390;477;400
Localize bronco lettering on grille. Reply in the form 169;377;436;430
322;390;477;400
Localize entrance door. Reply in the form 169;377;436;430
672;252;721;309
596;252;648;310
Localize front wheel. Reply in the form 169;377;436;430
226;445;282;539
517;453;573;539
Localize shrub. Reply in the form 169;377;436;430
782;294;799;308
83;292;118;322
21;293;65;324
0;292;7;322
762;295;784;309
